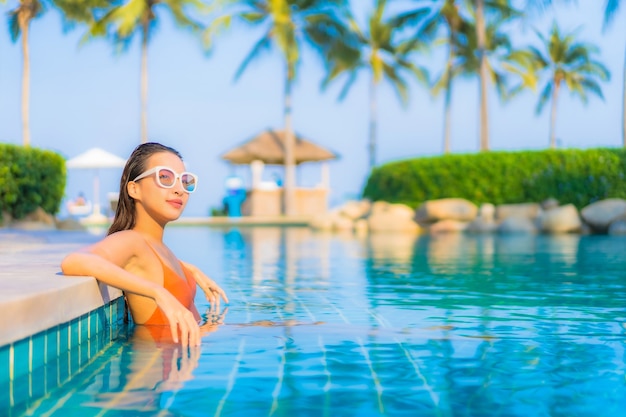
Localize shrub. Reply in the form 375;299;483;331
362;148;626;209
0;143;66;219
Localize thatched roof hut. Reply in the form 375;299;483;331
221;129;338;165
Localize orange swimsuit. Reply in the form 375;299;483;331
142;247;197;326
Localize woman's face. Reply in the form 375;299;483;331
131;152;193;221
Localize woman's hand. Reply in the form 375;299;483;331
181;261;229;309
153;287;201;347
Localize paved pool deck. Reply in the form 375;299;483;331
0;228;123;347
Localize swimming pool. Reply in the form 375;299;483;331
15;228;626;416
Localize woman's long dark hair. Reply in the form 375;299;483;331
107;142;183;235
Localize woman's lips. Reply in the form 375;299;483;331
167;199;183;208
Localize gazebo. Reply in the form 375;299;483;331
221;129;338;216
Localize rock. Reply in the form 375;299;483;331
541;198;560;210
581;198;626;232
608;217;626;235
56;218;87;231
339;200;371;220
354;219;368;236
367;203;421;233
495;203;542;221
428;219;470;234
538;204;582;234
415;198;478;223
497;217;538;234
466;217;497;234
23;207;56;225
478;203;495;222
310;213;334;231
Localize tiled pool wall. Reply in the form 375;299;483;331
0;296;126;416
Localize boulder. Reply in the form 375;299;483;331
580;198;626;232
56;218;86;231
367;203;420;233
466;217;497;234
541;198;560;211
415;198;478;223
428;219;470;234
495;203;542;221
608;217;626;235
497;217;538;234
339;200;371;220
478;203;495;222
538;204;582;234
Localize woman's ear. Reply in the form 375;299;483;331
127;181;140;200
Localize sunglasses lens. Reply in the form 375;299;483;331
181;173;196;192
157;168;176;187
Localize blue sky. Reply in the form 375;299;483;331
1;0;625;217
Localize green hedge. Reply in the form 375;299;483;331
0;143;66;219
362;148;626;209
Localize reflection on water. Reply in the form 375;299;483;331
22;228;626;416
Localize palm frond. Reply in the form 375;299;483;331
234;32;273;80
536;82;553;114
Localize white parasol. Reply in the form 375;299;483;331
66;148;127;220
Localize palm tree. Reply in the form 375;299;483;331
8;0;44;147
394;0;469;154
603;0;625;146
322;0;428;169
507;23;610;148
79;0;205;144
471;0;524;151
228;0;346;215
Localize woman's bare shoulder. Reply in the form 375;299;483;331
87;230;149;263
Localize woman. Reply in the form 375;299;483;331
61;142;228;347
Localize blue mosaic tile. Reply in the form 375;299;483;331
11;373;29;412
0;344;9;385
68;340;80;375
30;365;46;405
1;297;126;416
58;351;69;385
58;323;69;356
79;314;89;346
89;310;98;339
31;332;45;371
45;327;58;364
0;378;11;412
45;357;58;392
68;318;80;350
12;338;30;381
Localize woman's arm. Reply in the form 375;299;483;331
61;232;200;347
180;261;229;308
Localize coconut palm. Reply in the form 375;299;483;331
322;0;428;169
8;0;45;147
393;0;470;154
507;23;610;149
603;0;625;146
78;0;206;144
228;0;347;215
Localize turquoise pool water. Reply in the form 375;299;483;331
19;228;626;416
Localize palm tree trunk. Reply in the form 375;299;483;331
20;18;30;147
475;0;489;151
140;22;149;144
549;82;560;149
443;40;454;154
622;42;626;147
369;72;377;170
283;68;295;216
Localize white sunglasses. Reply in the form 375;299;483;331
132;166;198;193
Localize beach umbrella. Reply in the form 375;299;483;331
66;148;127;219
